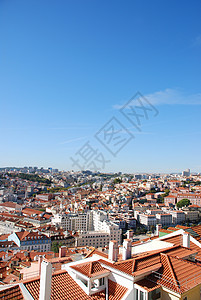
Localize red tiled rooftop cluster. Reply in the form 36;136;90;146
0;285;24;300
24;270;91;300
24;270;128;300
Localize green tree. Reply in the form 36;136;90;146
38;208;45;212
150;225;155;233
113;178;122;184
164;189;170;196
51;241;63;253
160;189;170;202
149;188;157;193
176;198;191;208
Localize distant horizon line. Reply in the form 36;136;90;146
0;166;198;175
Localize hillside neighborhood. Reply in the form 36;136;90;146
1;168;201;299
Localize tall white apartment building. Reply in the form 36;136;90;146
75;231;110;248
51;211;93;232
139;214;156;228
156;213;172;226
169;210;185;224
182;169;190;176
52;210;121;246
92;210;108;231
92;210;121;243
184;210;199;221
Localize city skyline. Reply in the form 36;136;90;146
0;165;195;176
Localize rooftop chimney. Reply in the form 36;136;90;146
38;255;43;275
156;224;162;236
59;246;67;258
183;232;190;248
127;230;134;240
122;239;132;260
39;260;52;300
108;240;118;262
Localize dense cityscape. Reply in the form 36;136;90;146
1;167;201;299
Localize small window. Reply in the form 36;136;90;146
99;277;105;286
140;291;144;300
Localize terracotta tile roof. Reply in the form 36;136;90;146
190;241;201;257
99;252;162;277
0;284;24;300
167;227;180;231
175;225;190;230
91;280;128;300
24;270;91;300
159;253;180;293
0;202;19;209
15;231;30;240
149;253;201;294
132;253;161;274
71;261;109;278
22;208;42;215
162;234;183;246
86;249;108;259
135;278;160;292
0;234;9;240
190;225;201;236
163;245;197;258
16;231;49;241
99;245;196;277
161;231;201;259
24;270;127;300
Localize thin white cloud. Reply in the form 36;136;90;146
59;136;88;145
113;88;201;108
49;126;91;130
145;89;201;105
0;126;91;131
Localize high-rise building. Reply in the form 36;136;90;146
182;168;190;176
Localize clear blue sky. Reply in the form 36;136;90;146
1;0;201;173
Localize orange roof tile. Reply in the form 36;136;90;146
71;261;109;278
135;278;160;292
175;225;190;230
152;254;201;294
99;245;196;277
87;249;108;259
24;270;91;300
162;234;183;246
0;285;24;300
91;280;128;300
24;270;127;300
